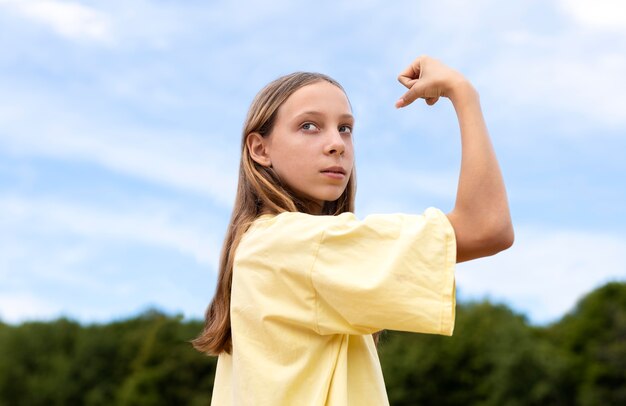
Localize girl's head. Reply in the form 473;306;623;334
240;72;356;215
193;72;356;355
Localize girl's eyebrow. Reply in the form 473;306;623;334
294;111;355;121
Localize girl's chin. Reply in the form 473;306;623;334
296;193;341;204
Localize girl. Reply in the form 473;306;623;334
194;55;514;405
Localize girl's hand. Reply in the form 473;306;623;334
395;55;471;108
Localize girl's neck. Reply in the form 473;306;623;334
259;201;324;217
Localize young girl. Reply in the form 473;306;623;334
194;55;514;405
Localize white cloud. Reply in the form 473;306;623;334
0;0;112;43
0;193;223;323
0;195;222;266
0;93;239;206
0;292;63;323
1;130;238;207
0;201;221;324
477;49;626;130
456;226;626;324
559;0;626;31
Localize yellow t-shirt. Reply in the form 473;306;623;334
211;208;456;405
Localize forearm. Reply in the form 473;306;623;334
447;82;514;262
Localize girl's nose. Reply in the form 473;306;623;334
325;131;346;156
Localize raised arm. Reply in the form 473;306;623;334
396;55;514;263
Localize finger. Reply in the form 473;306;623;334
397;57;423;83
395;82;428;108
397;66;419;84
398;76;418;90
425;97;439;106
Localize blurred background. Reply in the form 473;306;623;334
0;0;625;404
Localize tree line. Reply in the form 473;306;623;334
1;282;624;405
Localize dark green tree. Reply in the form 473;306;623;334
379;301;570;406
0;318;80;406
547;282;626;405
0;311;216;406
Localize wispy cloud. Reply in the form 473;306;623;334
457;226;626;324
0;292;62;323
559;0;626;32
0;87;239;206
0;193;223;323
0;0;112;43
0;195;223;266
476;35;626;130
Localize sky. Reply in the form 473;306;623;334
0;0;625;326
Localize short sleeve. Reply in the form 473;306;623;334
310;208;456;336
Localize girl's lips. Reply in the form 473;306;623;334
321;170;346;180
321;166;346;175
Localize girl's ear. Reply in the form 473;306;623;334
246;132;272;167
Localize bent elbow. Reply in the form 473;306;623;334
493;233;514;255
449;211;514;262
503;225;515;249
487;221;514;255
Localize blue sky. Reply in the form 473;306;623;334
1;0;625;325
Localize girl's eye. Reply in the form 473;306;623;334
301;122;319;131
339;125;353;134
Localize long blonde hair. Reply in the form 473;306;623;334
193;72;356;355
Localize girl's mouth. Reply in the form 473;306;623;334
321;168;346;179
321;166;346;175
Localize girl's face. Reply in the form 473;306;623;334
254;81;355;211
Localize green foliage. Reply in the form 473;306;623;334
0;283;625;405
0;318;80;405
379;302;571;406
545;282;626;405
0;310;216;406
